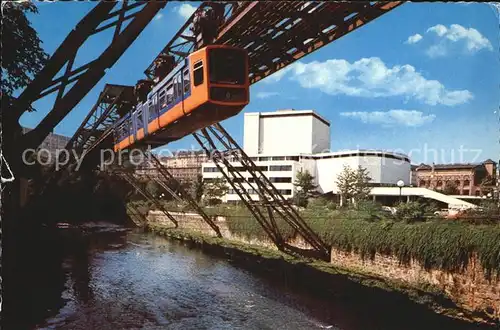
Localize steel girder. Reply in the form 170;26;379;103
192;123;330;259
64;84;135;158
145;1;402;84
117;170;179;228
144;150;223;238
13;1;167;152
144;1;247;79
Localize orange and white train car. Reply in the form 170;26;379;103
113;45;250;152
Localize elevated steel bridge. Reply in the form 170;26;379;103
8;1;403;260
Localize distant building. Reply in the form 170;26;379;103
135;150;209;183
415;159;497;196
203;109;411;203
22;127;70;162
159;150;209;182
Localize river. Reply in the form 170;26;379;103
10;225;487;330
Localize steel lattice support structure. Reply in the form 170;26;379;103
10;1;167;152
117;170;179;228
144;1;246;79
64;84;135;157
192;123;330;259
145;1;402;84
144;151;223;238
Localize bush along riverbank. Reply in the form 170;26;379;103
147;223;498;327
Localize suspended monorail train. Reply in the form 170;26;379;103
113;45;249;152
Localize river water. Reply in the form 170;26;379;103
19;225;486;330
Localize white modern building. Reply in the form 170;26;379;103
202;109;412;203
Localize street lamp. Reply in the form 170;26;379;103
397;179;405;203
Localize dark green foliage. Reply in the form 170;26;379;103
2;1;49;111
442;181;459;195
394;201;429;223
479;176;495;196
322;219;500;278
203;177;228;203
145;181;162;198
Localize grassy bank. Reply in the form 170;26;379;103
132;199;500;277
147;223;496;327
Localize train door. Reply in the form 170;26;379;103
147;94;159;135
132;108;138;141
177;72;186;115
128;116;134;145
141;104;148;137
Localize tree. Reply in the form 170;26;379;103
187;174;204;202
335;165;371;207
2;1;49;112
203;177;228;205
352;166;372;205
145;180;162;198
442;181;459;195
2;0;49;220
480;175;495;196
293;169;318;207
335;165;356;207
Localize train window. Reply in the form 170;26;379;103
183;68;190;93
148;100;156;121
193;60;204;86
136;109;143;128
166;83;173;105
158;89;166;107
159;92;166;108
177;74;183;97
209;48;246;85
173;76;179;100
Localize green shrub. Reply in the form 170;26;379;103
394;201;429;223
321;218;500;278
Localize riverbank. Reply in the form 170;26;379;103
147;223;497;327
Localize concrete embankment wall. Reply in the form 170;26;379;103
147;210;500;321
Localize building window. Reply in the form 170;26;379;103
270;177;292;183
475;190;480;196
463;179;470;187
419;180;426;187
455;180;461;187
259;157;270;161
272;156;285;161
203;167;218;172
277;189;292;195
269;165;292;171
286;156;299;161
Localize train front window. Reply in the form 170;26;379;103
209;48;246;85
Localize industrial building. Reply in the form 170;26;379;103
202;109;412;202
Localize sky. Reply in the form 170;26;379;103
22;2;500;165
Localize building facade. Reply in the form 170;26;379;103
415;159;497;196
202;109;411;202
22;127;71;162
135;150;209;182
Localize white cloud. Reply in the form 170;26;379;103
177;3;197;19
256;91;280;99
154;13;163;21
267;57;473;106
427;24;448;37
405;33;423;44
409;24;493;57
340;110;436;127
